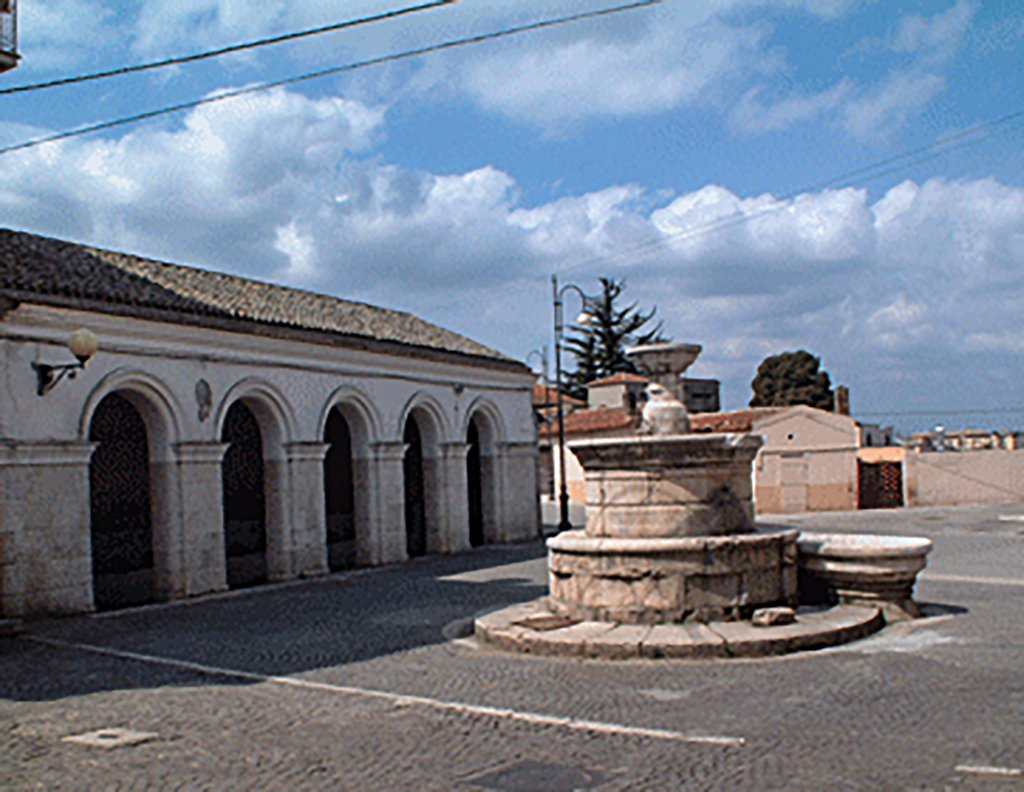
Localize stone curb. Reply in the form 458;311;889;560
474;599;884;660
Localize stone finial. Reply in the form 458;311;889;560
639;382;690;436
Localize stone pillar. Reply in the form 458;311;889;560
173;442;230;597
370;442;409;565
499;441;541;542
352;450;375;568
285;442;330;579
440;442;471;553
0;441;96;617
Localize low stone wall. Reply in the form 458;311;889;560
906;449;1024;507
547;529;799;624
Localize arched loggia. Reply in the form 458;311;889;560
324;408;357;571
403;416;427;558
465;407;502;547
467;418;484;547
221;401;268;589
89;392;155;611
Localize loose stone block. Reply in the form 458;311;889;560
751;606;796;627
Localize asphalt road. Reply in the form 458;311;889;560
2;503;1022;790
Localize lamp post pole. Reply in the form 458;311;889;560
552;275;591;533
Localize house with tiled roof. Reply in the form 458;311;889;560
0;228;539;618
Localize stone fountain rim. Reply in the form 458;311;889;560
548;528;798;554
797;531;933;559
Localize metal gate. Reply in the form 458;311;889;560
858;460;904;509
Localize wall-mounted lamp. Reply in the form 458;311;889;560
32;329;99;396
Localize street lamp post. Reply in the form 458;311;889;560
552;275;592;533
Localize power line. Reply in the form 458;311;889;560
0;0;660;158
858;407;1024;417
0;0;457;96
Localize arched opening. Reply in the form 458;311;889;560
467;418;484;547
222;401;267;589
89;392;154;611
466;408;501;546
403;415;427;558
324;407;356;571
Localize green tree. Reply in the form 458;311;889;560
564;278;668;400
750;350;835;410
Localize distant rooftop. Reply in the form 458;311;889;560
587;372;649;387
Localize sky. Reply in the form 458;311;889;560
2;0;1023;434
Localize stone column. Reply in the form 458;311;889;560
370;442;409;565
440;442;471;553
173;442;230;597
285;442;330;579
352;448;375;568
0;441;96;617
499;441;541;543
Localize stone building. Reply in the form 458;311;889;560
0;229;539;618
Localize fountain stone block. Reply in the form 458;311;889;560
548;432;799;624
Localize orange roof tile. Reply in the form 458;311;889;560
533;382;586;408
689;407;787;433
587;372;649;387
539;407;638;440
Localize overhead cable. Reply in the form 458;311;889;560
0;0;458;96
0;0;661;157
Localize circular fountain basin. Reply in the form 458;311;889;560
570;434;763;538
547;529;799;624
797;532;932;620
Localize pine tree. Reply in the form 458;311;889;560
563;278;667;400
749;350;834;410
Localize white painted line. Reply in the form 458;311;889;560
920;573;1024;587
955;764;1023;777
27;636;744;747
63;728;158;749
997;514;1024;522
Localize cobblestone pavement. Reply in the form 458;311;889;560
2;504;1023;790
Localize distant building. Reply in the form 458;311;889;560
681;377;721;413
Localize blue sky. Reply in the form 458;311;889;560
2;0;1023;433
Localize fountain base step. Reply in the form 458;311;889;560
475;598;884;660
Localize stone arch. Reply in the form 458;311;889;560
217;380;294;587
463;399;506;547
318;386;380;456
215;379;295;452
320;387;381;569
80;370;183;458
81;372;182;611
399;395;447;558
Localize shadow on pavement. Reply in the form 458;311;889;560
0;542;548;703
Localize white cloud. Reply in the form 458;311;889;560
18;0;118;71
732;79;854;134
890;0;976;65
461;16;769;132
841;71;945;140
3;88;1023;419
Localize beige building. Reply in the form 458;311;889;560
0;229;539;618
749;406;862;513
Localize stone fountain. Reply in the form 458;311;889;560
476;353;932;659
546;383;799;625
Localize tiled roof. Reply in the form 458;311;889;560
689;407;787;433
533;382;586;408
587;372;649;387
540;407;638;440
0;228;522;369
